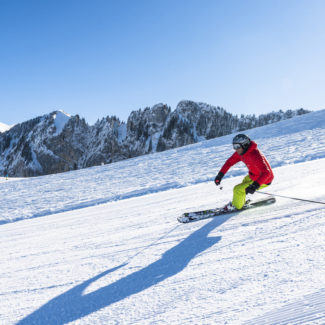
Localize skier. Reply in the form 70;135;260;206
214;134;274;211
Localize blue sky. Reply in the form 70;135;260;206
1;0;325;125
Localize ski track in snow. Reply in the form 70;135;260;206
0;110;325;324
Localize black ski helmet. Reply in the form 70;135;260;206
232;134;251;151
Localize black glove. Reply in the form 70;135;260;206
245;181;260;194
214;172;224;186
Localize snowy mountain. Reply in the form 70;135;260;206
0;101;310;176
1;109;325;324
0;111;75;176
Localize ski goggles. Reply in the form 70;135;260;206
233;143;242;150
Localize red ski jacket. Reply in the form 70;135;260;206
219;141;274;185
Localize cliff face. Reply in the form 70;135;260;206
0;112;82;176
0;101;310;177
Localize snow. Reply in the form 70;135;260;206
1;109;325;324
0;122;13;133
1;110;325;224
29;148;43;172
117;123;127;143
52;110;70;136
150;131;162;152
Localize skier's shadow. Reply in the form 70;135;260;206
18;214;232;324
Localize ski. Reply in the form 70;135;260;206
177;196;276;223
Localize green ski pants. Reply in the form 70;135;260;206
232;175;269;210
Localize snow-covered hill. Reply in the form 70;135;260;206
1;109;325;224
1;110;325;324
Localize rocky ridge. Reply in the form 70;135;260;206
0;100;310;176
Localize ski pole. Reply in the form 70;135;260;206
256;191;325;205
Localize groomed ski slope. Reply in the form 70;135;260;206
0;110;325;324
